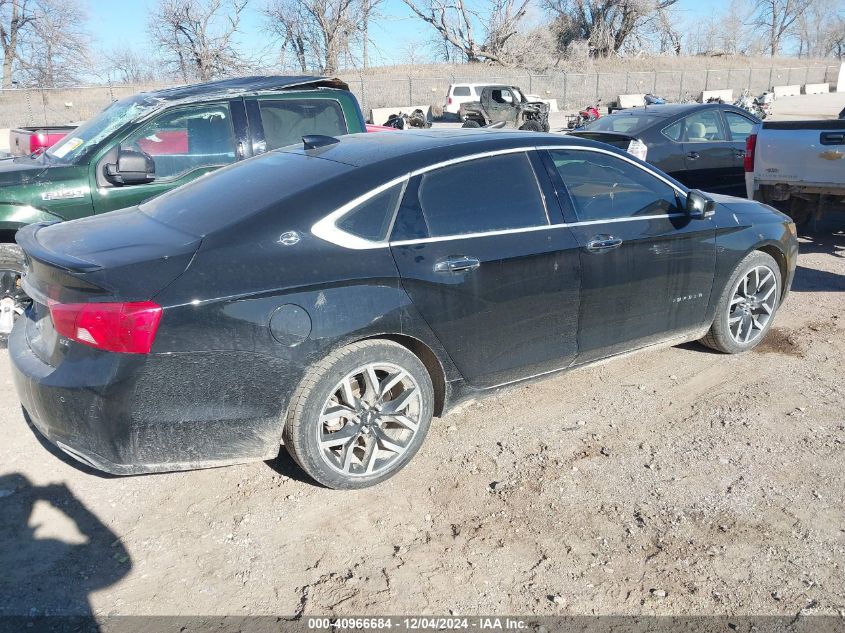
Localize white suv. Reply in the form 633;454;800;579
445;84;487;115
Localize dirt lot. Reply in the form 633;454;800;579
1;223;844;620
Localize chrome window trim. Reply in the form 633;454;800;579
311;144;689;250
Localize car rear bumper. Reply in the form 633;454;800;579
9;318;288;475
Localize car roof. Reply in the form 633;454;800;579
141;75;349;102
279;128;597;175
605;102;736;119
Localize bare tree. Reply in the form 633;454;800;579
264;0;370;74
751;0;806;56
0;0;34;87
401;0;530;64
101;48;162;84
148;0;249;82
15;0;89;87
544;0;680;58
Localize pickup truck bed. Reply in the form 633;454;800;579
9;126;75;156
748;119;845;226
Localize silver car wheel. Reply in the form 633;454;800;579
316;362;422;477
727;264;778;345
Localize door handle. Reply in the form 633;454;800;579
686;151;700;160
586;236;623;253
434;256;481;273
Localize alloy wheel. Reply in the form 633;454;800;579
316;362;422;477
727;265;777;345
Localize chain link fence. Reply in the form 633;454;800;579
0;64;839;127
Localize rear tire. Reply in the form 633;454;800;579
462;119;481;128
700;251;782;354
0;243;27;345
519;120;543;132
283;340;435;489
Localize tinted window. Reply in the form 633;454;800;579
337;184;403;241
585;114;662;134
452;86;471;97
259;99;347;151
682;110;724;142
416;153;547;237
123;104;235;179
140;152;351;236
725;111;755;142
550;149;679;222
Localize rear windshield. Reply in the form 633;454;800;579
139;151;351;236
584;114;663;134
452;86;471;96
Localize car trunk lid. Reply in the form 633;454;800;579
16;207;201;365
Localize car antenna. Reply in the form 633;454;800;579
303;135;340;150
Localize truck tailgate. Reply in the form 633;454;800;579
755;120;845;186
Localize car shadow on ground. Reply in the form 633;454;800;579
0;472;130;631
264;450;324;486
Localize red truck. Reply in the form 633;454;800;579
8;125;77;156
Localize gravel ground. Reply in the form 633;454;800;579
1;223;844;620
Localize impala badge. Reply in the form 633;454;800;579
277;231;301;246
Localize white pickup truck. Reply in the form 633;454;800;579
746;119;845;226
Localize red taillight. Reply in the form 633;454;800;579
31;133;47;153
49;301;162;354
744;133;757;172
448;97;452;105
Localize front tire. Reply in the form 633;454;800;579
0;243;27;345
701;251;782;354
519;120;543;132
282;340;435;489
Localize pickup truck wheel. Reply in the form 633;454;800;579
788;198;811;228
283;340;434;489
0;243;28;345
701;251;781;354
519;120;543;132
462;119;481;128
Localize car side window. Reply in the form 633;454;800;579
122;104;235;180
724;111;755;142
258;99;347;151
398;153;547;239
662;120;683;142
549;149;680;222
682;110;725;142
337;184;403;242
452;86;471;97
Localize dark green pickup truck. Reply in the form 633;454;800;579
0;75;366;340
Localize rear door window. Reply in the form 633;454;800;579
682;110;725;142
405;152;548;238
258;99;348;151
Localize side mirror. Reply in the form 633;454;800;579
686;189;716;219
103;147;155;186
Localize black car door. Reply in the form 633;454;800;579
723;109;758;196
678;109;736;194
389;150;581;388
542;147;716;364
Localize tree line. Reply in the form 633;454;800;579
1;0;843;88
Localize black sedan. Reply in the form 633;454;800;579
9;129;797;489
568;103;760;197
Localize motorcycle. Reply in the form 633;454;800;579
567;99;602;129
383;108;431;130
